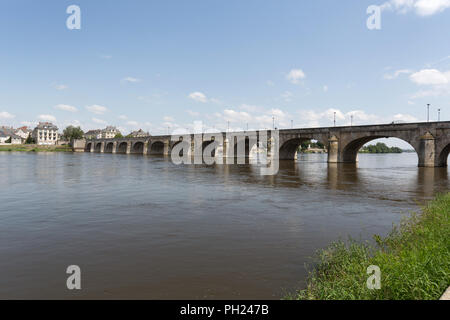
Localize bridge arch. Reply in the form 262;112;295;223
117;142;128;154
149;141;165;155
438;143;450;167
94;142;102;153
105;142;114;153
131;141;144;154
86;142;92;152
341;135;418;163
279;138;313;160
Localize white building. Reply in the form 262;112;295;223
32;122;59;145
85;126;121;139
103;126;120;139
0;127;23;144
14;127;32;139
130;129;150;138
84;129;102;140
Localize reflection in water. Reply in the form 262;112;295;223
0;152;448;299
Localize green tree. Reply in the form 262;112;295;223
63;126;84;141
25;135;35;144
360;142;403;154
114;133;123;138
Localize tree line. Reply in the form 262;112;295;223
360;142;403;154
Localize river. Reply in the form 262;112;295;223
0;152;448;299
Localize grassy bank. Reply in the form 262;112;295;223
290;193;450;300
0;144;72;152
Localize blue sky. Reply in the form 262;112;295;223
0;0;449;145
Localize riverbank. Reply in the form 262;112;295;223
289;193;450;300
0;145;72;152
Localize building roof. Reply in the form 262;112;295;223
34;122;58;130
130;129;150;136
0;129;22;139
85;129;102;135
16;126;32;133
104;126;119;132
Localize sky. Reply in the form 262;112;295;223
0;0;449;148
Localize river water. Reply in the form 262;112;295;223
0;152;448;299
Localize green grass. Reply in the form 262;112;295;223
0;145;72;152
289;193;450;300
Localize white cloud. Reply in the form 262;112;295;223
383;69;413;80
20;121;37;127
54;104;78;112
0;111;15;119
323;85;329;92
382;0;450;16
298;109;380;127
223;109;252;122
122;76;141;83
409;69;450;99
415;0;450;16
393;113;418;122
118;115;128;120
86;105;108;115
239;104;263;112
286;69;306;84
188;92;208;103
38;114;56;122
410;69;449;85
92;118;107;125
163;116;174;122
53;84;68;90
411;86;450;99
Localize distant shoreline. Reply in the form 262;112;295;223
0;145;72;153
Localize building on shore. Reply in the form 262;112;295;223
32;122;59;145
14;126;32;140
0;127;23;144
85;126;121;140
84;129;102;140
129;129;150;138
103;126;120;139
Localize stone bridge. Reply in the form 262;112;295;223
74;121;450;167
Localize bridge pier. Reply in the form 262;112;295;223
112;141;117;154
100;142;105;153
90;143;94;153
418;132;436;167
126;142;131;154
143;141;148;155
163;141;169;156
327;135;339;163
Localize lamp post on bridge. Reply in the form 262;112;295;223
438;109;441;122
351;115;353;127
334;112;336;127
427;104;430;122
